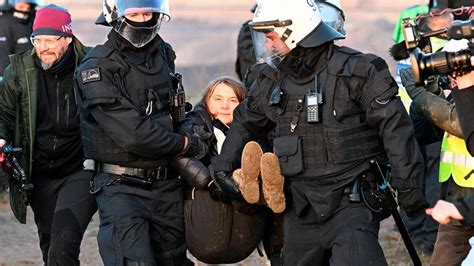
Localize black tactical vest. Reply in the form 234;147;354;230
272;46;384;181
79;43;175;168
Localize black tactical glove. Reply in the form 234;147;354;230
182;125;213;160
426;75;449;97
171;157;211;190
397;188;429;218
211;170;243;201
400;68;427;101
208;182;231;203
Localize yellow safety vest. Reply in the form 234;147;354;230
439;132;474;187
395;59;413;113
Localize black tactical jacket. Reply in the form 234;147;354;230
178;103;216;166
452;86;474;157
76;30;185;168
214;43;424;191
0;10;33;80
451;86;474;225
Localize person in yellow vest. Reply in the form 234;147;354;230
391;7;454;254
424;70;474;223
451;71;474;156
401;67;474;265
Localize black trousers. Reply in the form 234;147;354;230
93;173;188;266
30;169;97;265
262;212;284;266
282;196;387;266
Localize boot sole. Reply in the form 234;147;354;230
240;141;263;204
260;153;286;213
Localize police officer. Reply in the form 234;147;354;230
0;0;40;87
213;0;428;264
76;0;201;264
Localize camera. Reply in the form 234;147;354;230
402;16;474;85
410;44;473;84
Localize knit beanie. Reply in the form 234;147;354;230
31;4;73;37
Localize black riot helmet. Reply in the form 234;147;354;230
97;0;170;48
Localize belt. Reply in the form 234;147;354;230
98;163;168;181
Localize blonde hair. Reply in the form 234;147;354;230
200;76;247;108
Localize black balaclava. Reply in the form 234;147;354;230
13;3;36;24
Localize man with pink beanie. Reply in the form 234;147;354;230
0;4;97;265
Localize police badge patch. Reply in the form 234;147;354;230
81;68;101;84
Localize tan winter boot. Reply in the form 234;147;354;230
260;152;286;213
232;168;244;188
233;141;263;204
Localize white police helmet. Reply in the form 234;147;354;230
250;0;344;68
316;0;346;35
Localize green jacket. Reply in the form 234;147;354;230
0;38;90;180
392;5;428;43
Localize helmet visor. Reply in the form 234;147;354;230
113;15;163;47
251;29;291;68
250;21;292;68
116;0;170;20
317;3;345;34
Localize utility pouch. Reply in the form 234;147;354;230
360;172;391;219
273;136;304;177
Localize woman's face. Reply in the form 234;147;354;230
207;83;240;125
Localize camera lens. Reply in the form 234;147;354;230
414;48;473;83
420;52;451;76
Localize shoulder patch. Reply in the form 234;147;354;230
81;68;101;84
370;57;388;72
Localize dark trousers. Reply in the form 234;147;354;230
282;197;386;266
431;224;474;265
93;173;188;265
263;213;284;266
30;169;97;265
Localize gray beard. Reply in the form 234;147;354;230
41;61;54;70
